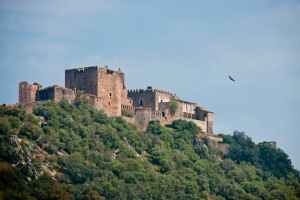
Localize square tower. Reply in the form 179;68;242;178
65;66;127;116
19;82;42;104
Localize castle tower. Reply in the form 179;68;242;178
19;82;42;104
65;66;127;116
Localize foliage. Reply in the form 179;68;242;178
121;108;133;118
0;102;299;199
169;99;179;116
20;81;29;85
220;131;300;179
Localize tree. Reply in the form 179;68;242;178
169;99;179;116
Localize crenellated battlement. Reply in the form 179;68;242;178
121;104;135;111
128;88;155;94
128;87;176;97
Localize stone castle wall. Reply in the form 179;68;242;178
182;117;208;133
121;104;135;116
128;88;177;111
18;66;215;135
37;86;76;104
65;67;99;96
177;100;197;119
37;87;56;101
65;66;127;116
84;94;102;110
97;68;126;116
20;101;44;113
19;82;42;104
128;88;157;110
134;108;152;131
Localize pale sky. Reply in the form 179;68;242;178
1;0;300;170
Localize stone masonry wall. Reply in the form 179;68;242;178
128;89;156;110
207;112;214;135
54;87;76;103
183;118;208;133
134;108;151;131
37;86;76;104
65;67;99;96
19;66;214;133
37;87;55;101
19;82;42;104
154;90;173;111
65;66;126;116
121;105;135;116
128;88;176;111
97;68;125;116
85;94;102;110
19;101;43;113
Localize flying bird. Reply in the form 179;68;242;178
229;75;235;81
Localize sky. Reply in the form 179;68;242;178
0;0;300;170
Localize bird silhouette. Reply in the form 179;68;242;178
229;75;235;81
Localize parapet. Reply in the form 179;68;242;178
65;66;124;75
65;66;98;72
127;87;176;97
128;88;155;94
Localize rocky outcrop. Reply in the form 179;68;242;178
0;135;44;180
18;162;44;180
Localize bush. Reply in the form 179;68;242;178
19;122;43;140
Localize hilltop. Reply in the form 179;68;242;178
0;100;300;200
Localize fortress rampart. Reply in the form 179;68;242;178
18;65;216;136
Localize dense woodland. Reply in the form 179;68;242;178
0;100;299;199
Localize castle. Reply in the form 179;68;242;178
19;66;219;139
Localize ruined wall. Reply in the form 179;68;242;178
19;82;42;104
37;87;55;101
37;86;76;103
54;87;76;103
65;67;99;96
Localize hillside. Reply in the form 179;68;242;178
0;100;300;200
